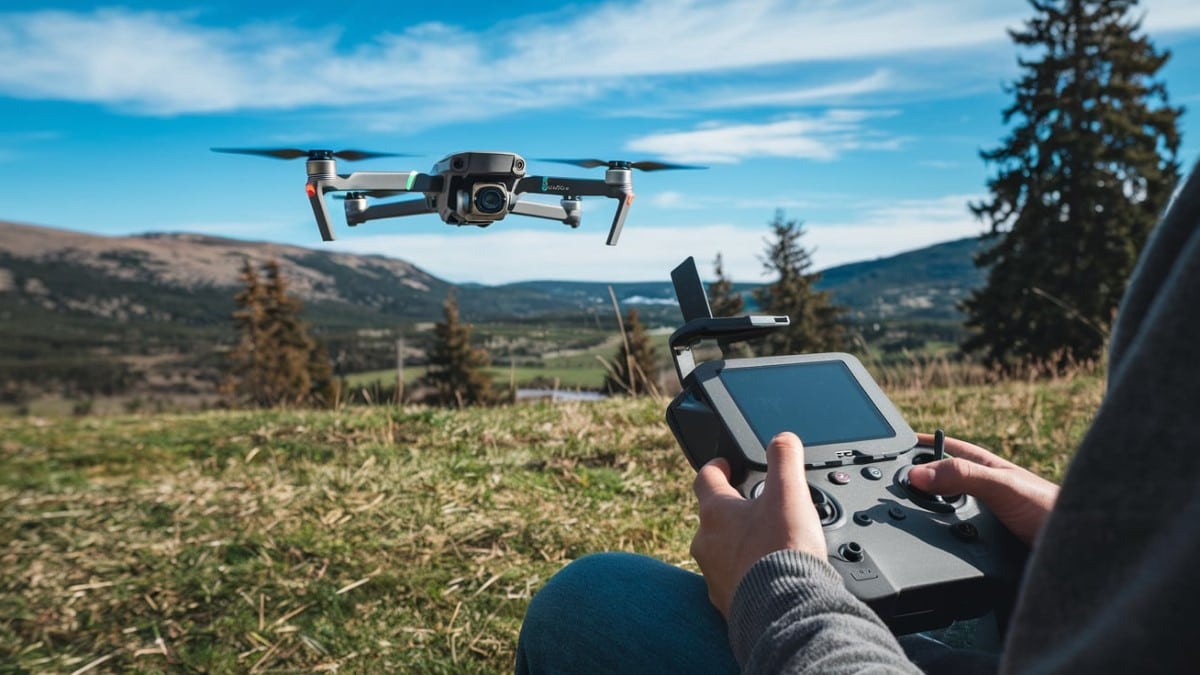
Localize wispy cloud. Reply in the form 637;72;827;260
625;110;904;164
0;2;1041;118
694;70;897;110
803;194;985;267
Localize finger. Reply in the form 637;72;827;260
915;433;1011;468
908;457;1011;503
694;458;742;502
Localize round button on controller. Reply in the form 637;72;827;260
862;466;884;480
828;470;851;485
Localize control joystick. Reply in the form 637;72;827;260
749;481;841;526
897;429;964;513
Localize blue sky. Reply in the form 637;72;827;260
2;1;1198;284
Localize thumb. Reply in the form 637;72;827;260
694;457;741;502
908;457;1005;501
764;432;808;498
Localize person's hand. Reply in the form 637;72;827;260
908;433;1059;546
690;432;827;618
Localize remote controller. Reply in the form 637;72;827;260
665;257;1026;634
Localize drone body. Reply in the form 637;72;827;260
213;147;701;244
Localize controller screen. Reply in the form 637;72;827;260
719;361;895;447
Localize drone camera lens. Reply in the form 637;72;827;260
473;185;508;215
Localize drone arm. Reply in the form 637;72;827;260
349;198;435;226
326;171;443;193
510;199;567;220
515;176;610;197
510;199;583;228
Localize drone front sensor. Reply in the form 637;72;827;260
212;148;705;244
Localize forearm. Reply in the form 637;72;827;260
728;550;920;674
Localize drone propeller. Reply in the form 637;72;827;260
211;147;414;161
539;158;707;172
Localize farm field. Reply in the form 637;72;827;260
1;371;1103;672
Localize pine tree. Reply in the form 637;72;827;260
707;253;745;317
225;259;270;405
225;258;336;407
604;308;660;396
261;260;313;405
422;291;494;406
965;0;1181;370
753;211;846;356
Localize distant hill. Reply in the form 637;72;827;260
0;220;989;399
0;220;988;326
818;237;989;322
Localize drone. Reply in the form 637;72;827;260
211;148;703;245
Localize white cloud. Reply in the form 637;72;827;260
694;70;897;110
625;110;903;164
803;194;985;268
648;191;688;208
1138;0;1200;33
0;1;1074;117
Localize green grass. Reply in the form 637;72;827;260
0;373;1103;672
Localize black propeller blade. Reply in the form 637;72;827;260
211;147;414;161
539;158;707;172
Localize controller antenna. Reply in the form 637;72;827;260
933;429;946;462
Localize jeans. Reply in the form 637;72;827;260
516;552;1000;674
515;552;739;675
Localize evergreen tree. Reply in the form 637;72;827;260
225;259;270;404
225;258;336;407
261;260;313;405
707;253;745;317
753;211;846;356
965;0;1182;370
604;308;660;396
422;291;494;406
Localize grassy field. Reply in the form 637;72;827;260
0;371;1104;672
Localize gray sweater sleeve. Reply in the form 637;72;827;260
999;163;1200;673
728;549;921;674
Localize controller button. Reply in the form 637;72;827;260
861;466;884;480
952;522;980;542
750;481;765;499
828;470;851;485
888;506;907;520
839;542;865;562
853;512;873;526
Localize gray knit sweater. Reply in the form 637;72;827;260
728;162;1200;674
